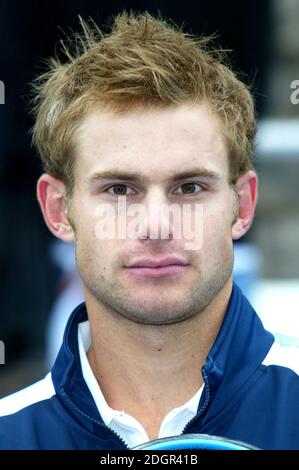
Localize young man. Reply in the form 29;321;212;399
0;12;299;450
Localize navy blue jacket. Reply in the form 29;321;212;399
1;284;299;450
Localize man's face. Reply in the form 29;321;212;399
69;104;236;325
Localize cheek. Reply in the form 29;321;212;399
70;195;124;274
200;206;234;259
76;235;119;285
204;204;233;237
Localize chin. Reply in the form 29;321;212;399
125;302;194;326
128;314;190;326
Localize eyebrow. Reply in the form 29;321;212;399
89;168;221;184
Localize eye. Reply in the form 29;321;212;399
174;182;203;195
105;184;135;196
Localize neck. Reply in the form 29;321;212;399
85;280;232;436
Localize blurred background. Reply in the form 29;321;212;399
0;0;298;397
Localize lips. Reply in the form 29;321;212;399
127;257;189;269
124;257;189;279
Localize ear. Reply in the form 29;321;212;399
37;174;75;242
232;170;258;240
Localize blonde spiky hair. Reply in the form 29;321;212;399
31;11;256;193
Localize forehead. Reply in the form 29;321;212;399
73;103;229;181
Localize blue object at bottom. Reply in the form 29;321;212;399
133;434;258;450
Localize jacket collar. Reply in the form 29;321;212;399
199;283;274;422
51;283;274;432
51;302;104;428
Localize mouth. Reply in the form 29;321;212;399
124;257;189;279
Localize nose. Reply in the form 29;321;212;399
136;188;174;242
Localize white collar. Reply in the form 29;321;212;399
78;320;203;447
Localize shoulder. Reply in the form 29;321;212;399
0;372;55;417
262;333;299;376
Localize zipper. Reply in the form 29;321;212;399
98;422;130;449
181;369;210;434
61;388;130;449
61;367;211;448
